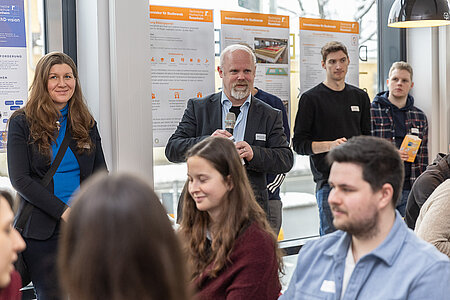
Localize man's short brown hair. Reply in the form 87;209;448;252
389;61;413;81
321;41;349;62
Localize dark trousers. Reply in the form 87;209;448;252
316;183;336;236
267;199;282;235
22;224;61;300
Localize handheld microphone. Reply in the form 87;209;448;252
225;112;236;135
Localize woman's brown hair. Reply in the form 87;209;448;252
16;52;94;157
58;173;190;300
180;136;284;280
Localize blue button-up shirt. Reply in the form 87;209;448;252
221;91;251;142
281;211;450;299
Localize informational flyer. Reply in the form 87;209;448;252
299;17;359;94
221;11;290;119
0;0;27;151
150;5;215;147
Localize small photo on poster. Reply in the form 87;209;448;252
254;38;288;64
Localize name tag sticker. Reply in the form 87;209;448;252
411;128;419;134
255;133;266;141
320;280;336;294
351;106;360;112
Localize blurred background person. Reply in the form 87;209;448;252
0;190;26;300
58;173;190;300
415;179;450;258
180;136;283;299
7;52;107;299
252;86;290;235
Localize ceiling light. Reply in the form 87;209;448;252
388;0;450;28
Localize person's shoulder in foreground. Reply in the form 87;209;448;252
0;271;22;300
280;212;450;300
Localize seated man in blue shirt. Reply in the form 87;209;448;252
281;136;450;300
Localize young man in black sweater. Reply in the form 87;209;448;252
292;41;371;235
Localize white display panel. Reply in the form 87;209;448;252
150;5;215;147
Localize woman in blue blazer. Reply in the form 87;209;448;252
7;52;107;299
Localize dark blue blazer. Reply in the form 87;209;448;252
165;92;293;212
7;111;107;240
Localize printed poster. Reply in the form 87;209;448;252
0;0;27;151
299;17;359;94
150;5;215;147
221;11;290;120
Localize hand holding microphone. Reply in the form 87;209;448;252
225;112;236;135
212;112;236;141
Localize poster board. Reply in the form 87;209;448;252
149;5;215;147
299;17;359;94
0;0;27;151
221;10;290;119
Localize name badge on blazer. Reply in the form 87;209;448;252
255;133;266;141
351;106;360;112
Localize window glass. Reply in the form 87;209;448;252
151;0;378;241
25;0;45;87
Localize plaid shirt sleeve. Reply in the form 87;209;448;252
370;103;394;139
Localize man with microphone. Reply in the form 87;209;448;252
166;44;293;217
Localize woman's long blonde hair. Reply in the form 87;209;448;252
17;52;94;157
180;137;284;280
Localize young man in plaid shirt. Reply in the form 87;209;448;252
371;61;428;217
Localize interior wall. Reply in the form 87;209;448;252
407;26;450;159
77;0;113;170
77;0;153;183
438;26;450;153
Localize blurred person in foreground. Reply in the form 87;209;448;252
7;52;107;299
58;173;190;300
406;149;450;229
281;136;450;299
0;190;26;300
180;136;283;299
415;178;450;259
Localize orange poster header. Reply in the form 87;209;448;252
150;5;213;23
221;10;289;28
299;17;359;34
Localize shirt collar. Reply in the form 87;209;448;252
324;211;407;266
60;104;69;116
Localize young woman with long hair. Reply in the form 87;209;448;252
7;52;107;299
0;190;26;300
58;173;190;300
180;136;283;299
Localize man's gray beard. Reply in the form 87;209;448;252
231;87;250;100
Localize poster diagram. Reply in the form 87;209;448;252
149;5;215;147
0;0;27;151
221;11;290;119
299;17;359;94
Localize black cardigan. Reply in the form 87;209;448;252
7;112;107;239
